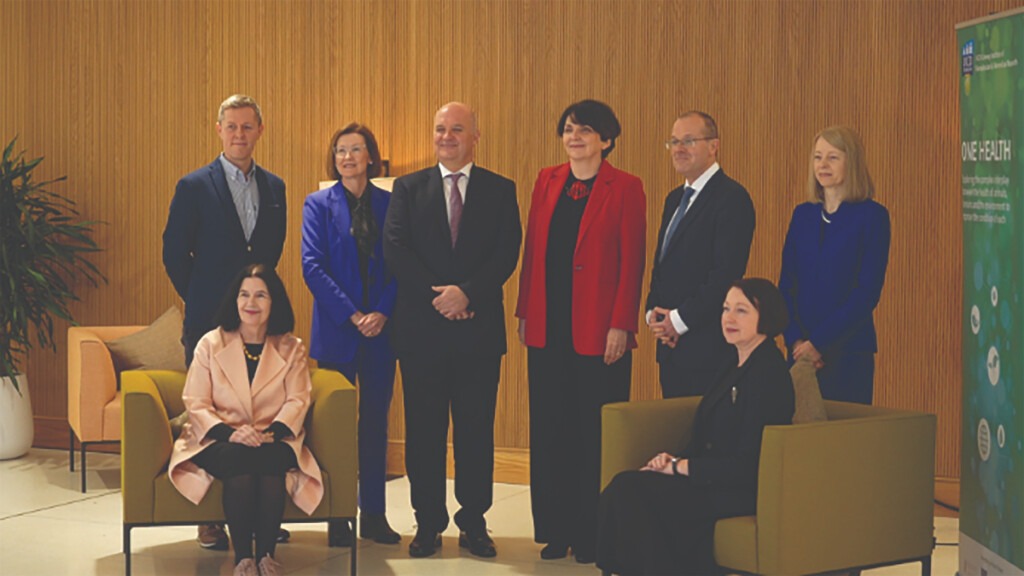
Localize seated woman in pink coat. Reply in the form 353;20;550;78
169;264;323;576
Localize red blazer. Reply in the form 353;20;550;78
516;161;646;355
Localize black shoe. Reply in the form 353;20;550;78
276;528;290;543
459;529;496;558
409;529;442;558
540;542;570;560
328;520;354;547
361;514;401;544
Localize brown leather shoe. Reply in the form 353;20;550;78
198;523;229;551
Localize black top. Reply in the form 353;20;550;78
243;343;264;382
345;187;377;297
545;172;596;351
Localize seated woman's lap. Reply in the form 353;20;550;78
192;442;298;479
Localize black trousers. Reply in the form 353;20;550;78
597;470;753;576
400;349;501;533
528;345;631;557
658;353;721;398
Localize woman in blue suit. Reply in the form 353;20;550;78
779;126;890;405
302;123;400;544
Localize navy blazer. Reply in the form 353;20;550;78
383;165;522;358
162;158;287;333
301;180;397;364
646;169;755;387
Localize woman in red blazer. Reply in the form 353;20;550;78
515;99;646;564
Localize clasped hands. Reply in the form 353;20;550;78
647;306;679;348
350;310;388;337
641;452;688;476
432;285;474;321
792;339;825;369
229;424;275;447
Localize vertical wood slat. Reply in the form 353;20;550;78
2;0;1017;479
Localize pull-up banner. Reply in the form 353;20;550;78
957;7;1024;576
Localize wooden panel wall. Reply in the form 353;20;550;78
3;0;1019;478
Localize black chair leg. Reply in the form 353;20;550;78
350;518;357;576
69;428;75;472
80;442;88;492
921;555;932;576
123;524;132;576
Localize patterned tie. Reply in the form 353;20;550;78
448;173;463;248
659;186;696;261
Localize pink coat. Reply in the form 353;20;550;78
168;329;324;515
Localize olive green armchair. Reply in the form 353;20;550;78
601;397;936;576
122;368;358;575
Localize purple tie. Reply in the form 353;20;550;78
448;173;463;248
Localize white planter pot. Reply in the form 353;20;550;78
0;374;34;460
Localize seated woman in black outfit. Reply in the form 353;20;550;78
596;278;795;576
169;264;322;576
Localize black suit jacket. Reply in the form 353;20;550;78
682;338;794;494
646;169;755;389
162;158;287;333
383;165;522;358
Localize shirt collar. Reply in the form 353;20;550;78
685;162;720;192
219;153;257;182
439;162;473;181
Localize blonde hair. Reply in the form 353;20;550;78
807;126;874;203
218;94;263;125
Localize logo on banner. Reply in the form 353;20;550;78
962;40;974;94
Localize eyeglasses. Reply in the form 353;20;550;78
334;145;367;157
664;136;715;150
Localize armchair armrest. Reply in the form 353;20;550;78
121;370;177;524
754;410;936;574
67;326;143;438
305;368;358;517
601;396;701;490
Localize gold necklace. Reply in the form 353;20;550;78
243;345;262;362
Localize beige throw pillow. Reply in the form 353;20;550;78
791;355;828;423
105;306;187;375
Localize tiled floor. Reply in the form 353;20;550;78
0;448;958;575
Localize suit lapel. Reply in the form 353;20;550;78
661;171;723;260
208;159;247;241
213;331;254;421
250;335;287;400
328;182;353;241
576;162;615;252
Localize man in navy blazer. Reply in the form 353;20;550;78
647;111;755;398
161;94;287;552
384;102;522;559
163;94;287;368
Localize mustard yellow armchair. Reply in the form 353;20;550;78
601;398;936;576
121;368;358;575
67;325;145;492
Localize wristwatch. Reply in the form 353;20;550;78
670;456;680;476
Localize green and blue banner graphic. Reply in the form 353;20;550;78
958;7;1024;576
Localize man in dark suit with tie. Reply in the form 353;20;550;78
162;94;287;551
646;111;755;398
383;102;522;559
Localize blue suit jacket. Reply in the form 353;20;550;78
162;158;287;334
301;180;396;364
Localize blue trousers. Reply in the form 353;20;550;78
320;341;396;515
816;351;875;405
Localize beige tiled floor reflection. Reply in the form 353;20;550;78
1;448;958;575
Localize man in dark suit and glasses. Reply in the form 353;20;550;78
162;94;287;551
384;102;522;559
646;111;755;398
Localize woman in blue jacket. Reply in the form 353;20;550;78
302;123;399;544
779;126;890;404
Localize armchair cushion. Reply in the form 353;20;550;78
105;307;186;378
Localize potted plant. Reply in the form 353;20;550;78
0;137;105;459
